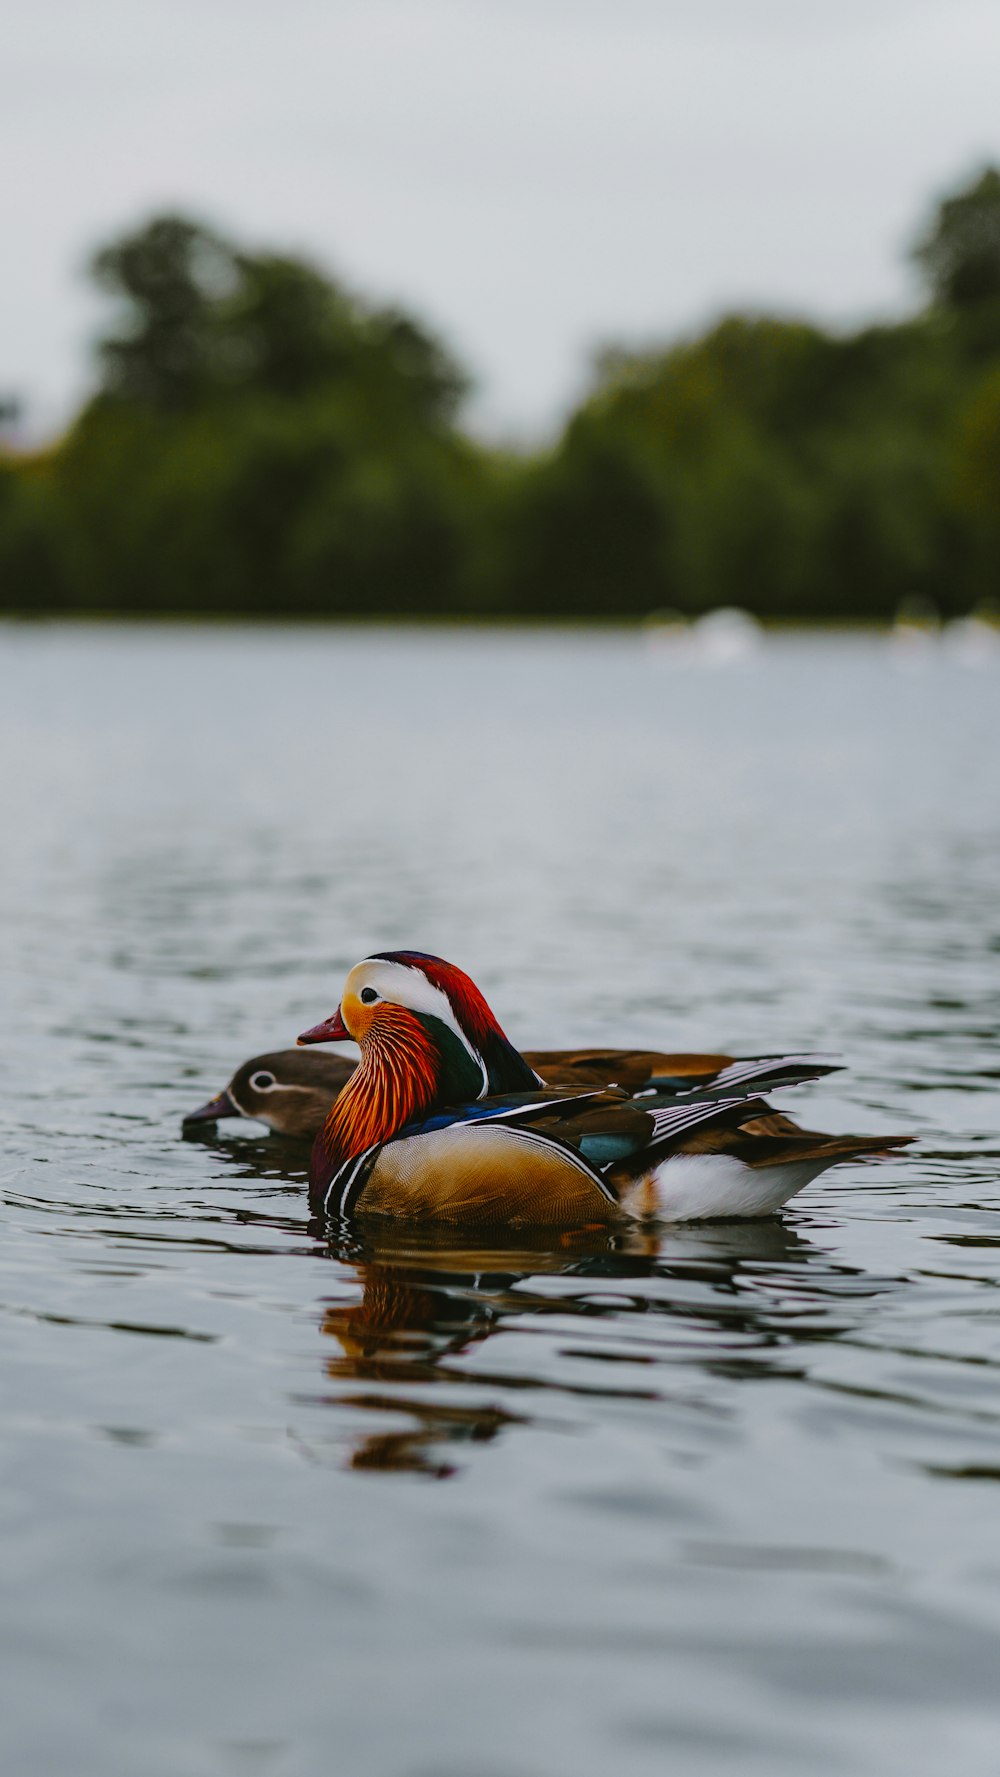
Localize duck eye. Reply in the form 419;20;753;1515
249;1071;276;1091
360;986;379;1005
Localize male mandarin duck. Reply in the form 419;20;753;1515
279;950;909;1227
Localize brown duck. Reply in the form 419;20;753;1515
182;1042;829;1140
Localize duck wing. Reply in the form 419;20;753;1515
527;1049;840;1098
525;1049;722;1090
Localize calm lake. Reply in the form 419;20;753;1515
2;621;999;1777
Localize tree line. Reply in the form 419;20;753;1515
3;168;1000;622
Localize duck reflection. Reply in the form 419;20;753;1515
318;1244;554;1477
185;1135;896;1480
320;1265;519;1478
314;1216;861;1478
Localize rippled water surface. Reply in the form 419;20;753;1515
2;623;1000;1776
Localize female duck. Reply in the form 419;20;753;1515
183;1042;835;1138
296;950;908;1227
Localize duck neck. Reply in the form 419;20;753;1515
309;1011;451;1193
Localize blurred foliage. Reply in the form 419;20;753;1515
913;169;1000;317
4;171;1000;622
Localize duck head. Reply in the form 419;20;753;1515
183;1049;356;1140
299;950;540;1196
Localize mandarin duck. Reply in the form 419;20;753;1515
183;1049;357;1140
182;1042;834;1138
287;950;908;1226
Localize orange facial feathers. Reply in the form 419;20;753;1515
310;1005;441;1192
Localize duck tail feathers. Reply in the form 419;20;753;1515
775;1130;914;1166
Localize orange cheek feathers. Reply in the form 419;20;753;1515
341;993;374;1045
310;1004;443;1188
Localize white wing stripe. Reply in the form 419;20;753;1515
648;1097;748;1141
706;1055;836;1090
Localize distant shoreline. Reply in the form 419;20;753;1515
0;611;900;632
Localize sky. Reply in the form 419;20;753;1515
6;0;1000;441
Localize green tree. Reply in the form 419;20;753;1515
90;215;238;410
88;214;469;426
6;176;1000;623
913;167;1000;359
951;362;1000;593
0;452;66;608
914;167;1000;309
37;213;480;616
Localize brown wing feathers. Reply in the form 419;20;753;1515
660;1107;912;1169
527;1050;738;1089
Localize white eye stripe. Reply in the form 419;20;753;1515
348;958;489;1095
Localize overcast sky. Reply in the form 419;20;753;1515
6;0;1000;439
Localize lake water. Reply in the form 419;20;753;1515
1;622;999;1777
